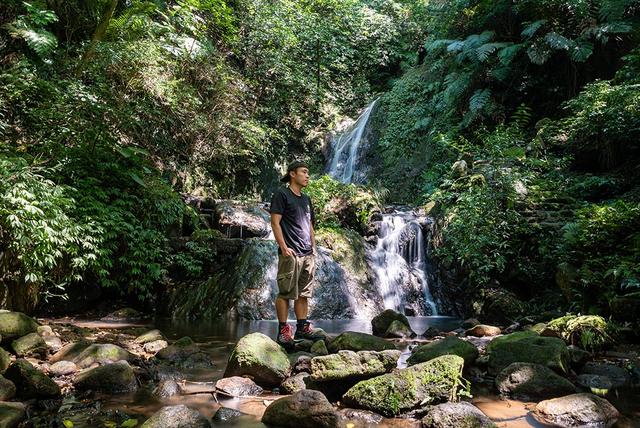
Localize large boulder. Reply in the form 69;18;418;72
73;343;134;369
281;373;309;394
385;320;416;338
422;401;496;428
4;359;60;399
215;376;263;397
327;331;396;353
580;362;631;389
310;350;400;382
495;362;576;401
475;288;525;324
49;340;91;363
342;355;465;417
11;332;47;358
407;336;478;367
135;329;165;344
0;348;10;373
262;390;338;428
0;312;38;343
371;309;411;337
0;402;26;428
73;360;138;393
155;337;199;363
214;200;271;238
534;393;619;428
0;374;16;400
223;332;291;387
49;361;78;377
486;331;569;375
465;325;501;337
141;405;211;428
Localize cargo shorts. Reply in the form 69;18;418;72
276;253;316;300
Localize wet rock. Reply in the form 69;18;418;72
154;379;181;398
385;320;416;338
73;360;138;393
577;374;613;395
4;359;60;399
135;329;165;344
212;407;247;424
342;355;465;417
73;343;134;369
580;362;631;389
495;362;576;401
0;348;11;373
144;340;168;354
0;402;26;428
534;393;619;428
451;160;468;178
338;408;384;426
407;336;478;367
422;327;441;338
156;337;200;363
154;364;183;382
214;200;271;238
141;404;211;428
11;332;47;358
176;352;214;370
0;374;16;400
43;335;63;353
293;339;314;352
371;309;411;337
422;401;496;428
215;376;263;397
281;373;309;394
567;345;590;367
327;331;396;353
49;340;91;363
461;318;480;329
486;331;569;375
465;325;501;337
310;350;400;382
49;361;78;376
476;288;525;325
0;312;39;343
101;307;144;321
292;355;312;374
262;389;338;428
223;332;291;387
310;340;328;355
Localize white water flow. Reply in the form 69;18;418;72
327;99;378;183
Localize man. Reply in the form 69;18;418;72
270;160;322;348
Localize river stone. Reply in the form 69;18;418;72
0;312;38;343
342;355;465;417
0;375;16;400
144;340;168;354
568;345;591;367
580;362;631;389
262;389;338;428
310;350;400;382
461;318;480;329
577;374;613;395
407;336;478;367
4;359;60;399
215;376;263;397
11;332;47;358
338;408;384;426
534;393;619;428
0;402;26;428
0;348;10;373
49;340;91;363
224;332;290;387
36;325;53;336
422;327;441;338
495;362;576;401
43;335;63;352
486;331;569;375
101;307;144;321
176;351;214;369
141;404;211;428
422;401;496;428
310;340;328;355
327;331;396;353
465;325;501;337
212;407;247;423
135;329;165;344
73;343;134;368
281;373;309;394
372;309;411;337
385;320;416;338
292;355;312;374
49;360;78;376
154;379;181;398
156;337;200;362
73;360;138;393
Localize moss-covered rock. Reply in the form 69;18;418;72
486;331;570;375
310;350;400;382
49;340;91;363
495;362;576;401
141;405;210;428
327;331;396;353
407;337;478;367
0;347;11;373
11;332;47;358
422;401;497;428
0;312;38;343
310;340;328;356
0;374;16;400
385;320;416;338
262;389;339;428
4;359;60;399
135;329;165;344
224;332;291;387
546;315;611;351
281;373;309;394
73;360;138;393
0;402;25;428
371;309;411;337
342;355;466;417
73;343;134;369
474;288;525;324
155;336;199;363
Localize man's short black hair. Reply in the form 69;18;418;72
280;160;309;183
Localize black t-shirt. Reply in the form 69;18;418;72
270;187;315;256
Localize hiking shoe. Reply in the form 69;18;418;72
277;324;295;348
294;321;324;341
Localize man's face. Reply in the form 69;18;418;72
290;167;310;187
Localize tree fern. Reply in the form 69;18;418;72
521;20;547;39
3;2;58;58
527;41;552;65
476;42;512;62
469;88;492;113
599;0;634;22
498;43;524;65
544;32;574;51
510;103;533;130
570;40;594;62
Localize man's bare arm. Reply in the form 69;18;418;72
310;225;316;255
271;213;294;256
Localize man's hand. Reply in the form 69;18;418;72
281;247;295;257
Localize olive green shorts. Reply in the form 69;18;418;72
276;254;316;300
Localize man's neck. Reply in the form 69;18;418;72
289;182;302;196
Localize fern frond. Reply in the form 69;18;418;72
599;0;632;22
527;41;552;65
446;40;465;52
4;20;57;57
426;38;458;52
463;31;494;49
498;43;524;65
476;42;512;62
521;20;547;39
544;32;574;51
510;104;533;130
570;40;594;62
469;88;492;113
490;65;511;81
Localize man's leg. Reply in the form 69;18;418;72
293;297;308;320
276;297;290;323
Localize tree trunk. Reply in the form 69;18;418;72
76;0;119;75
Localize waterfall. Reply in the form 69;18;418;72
327;99;378;183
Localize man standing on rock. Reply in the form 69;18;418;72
270;160;323;348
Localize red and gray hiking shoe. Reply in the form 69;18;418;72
276;324;295;348
294;321;325;341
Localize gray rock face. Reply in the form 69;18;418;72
144;340;168;354
141;405;211;428
371;309;411;337
215;376;263;397
223;333;291;387
0;374;16;400
212;407;247;424
327;331;396;353
214;200;271;238
310;350;400;382
73;343;134;369
0;312;38;342
0;402;26;428
4;359;60;399
495;362;576;401
534;393;620;428
422;402;497;428
262;390;338;428
11;332;47;358
73;360;138;393
580;362;631;389
48;361;78;376
281;373;309;394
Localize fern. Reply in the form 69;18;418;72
527;41;552;65
570;40;594;62
469;88;491;113
3;2;59;58
510;104;533;130
490;65;510;81
476;42;512;62
497;43;524;65
544;32;574;51
599;0;633;22
521;20;547;39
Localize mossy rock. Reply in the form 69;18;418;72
372;309;411;337
310;350;400;382
342;355;465;417
50;340;91;363
475;288;525;324
310;340;328;356
407;337;478;367
0;402;25;428
0;312;38;343
0;374;16;400
141;404;210;428
422;401;497;428
0;347;11;373
385;320;416;338
11;333;47;358
73;360;138;393
262;389;339;428
224;332;291;387
546;315;611;351
4;359;60;399
327;331;396;353
156;336;200;362
487;331;570;375
73;343;134;369
135;329;165;344
495;362;576;401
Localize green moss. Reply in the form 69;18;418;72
487;331;570;375
407;336;478;366
328;331;396;353
0;312;39;342
547;314;612;351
